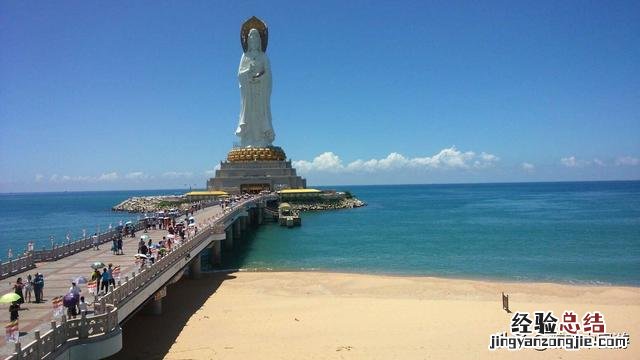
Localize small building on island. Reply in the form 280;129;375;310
185;190;229;202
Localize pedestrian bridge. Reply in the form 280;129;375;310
3;194;276;360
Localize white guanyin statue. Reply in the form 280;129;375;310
235;18;275;148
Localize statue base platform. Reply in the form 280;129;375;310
207;157;306;194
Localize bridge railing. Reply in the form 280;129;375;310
32;229;125;263
6;304;119;360
0;254;36;280
5;195;265;360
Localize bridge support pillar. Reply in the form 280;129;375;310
225;227;234;250
189;255;202;279
211;241;222;265
246;210;253;227
258;207;263;225
238;216;247;232
233;220;242;240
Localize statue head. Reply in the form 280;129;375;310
247;28;262;52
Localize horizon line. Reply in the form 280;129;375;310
1;179;638;195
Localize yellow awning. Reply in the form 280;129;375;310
185;191;229;196
277;188;321;194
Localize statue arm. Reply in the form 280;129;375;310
238;55;255;81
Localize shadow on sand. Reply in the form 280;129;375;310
106;272;236;360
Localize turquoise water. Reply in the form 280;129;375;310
1;182;639;285
221;181;640;285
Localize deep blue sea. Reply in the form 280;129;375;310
1;182;639;285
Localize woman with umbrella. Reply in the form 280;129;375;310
63;292;78;319
9;302;19;322
0;293;22;322
13;278;24;307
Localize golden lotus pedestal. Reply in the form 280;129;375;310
207;146;306;194
226;146;286;162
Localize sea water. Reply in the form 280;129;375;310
1;182;638;285
220;181;640;285
0;190;183;254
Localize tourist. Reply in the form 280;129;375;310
66;296;78;319
92;233;99;250
91;268;101;282
13;278;24;306
107;264;115;287
33;273;44;303
24;274;33;303
112;238;118;255
117;237;123;255
138;238;145;253
100;268;109;294
78;296;88;314
9;302;19;322
147;237;152;249
69;282;81;297
139;243;148;256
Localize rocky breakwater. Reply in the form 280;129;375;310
112;195;188;213
289;198;366;212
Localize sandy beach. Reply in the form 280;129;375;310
112;271;640;360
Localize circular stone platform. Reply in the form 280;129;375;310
227;146;287;162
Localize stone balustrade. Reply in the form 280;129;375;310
0;255;36;280
7;304;119;360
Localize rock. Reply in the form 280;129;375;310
112;195;190;213
288;197;366;212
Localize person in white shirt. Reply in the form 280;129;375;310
78;296;88;313
69;282;81;297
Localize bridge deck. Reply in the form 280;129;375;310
0;204;224;356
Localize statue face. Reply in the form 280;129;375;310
248;28;261;52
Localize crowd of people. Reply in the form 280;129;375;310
5;198;233;326
10;273;45;322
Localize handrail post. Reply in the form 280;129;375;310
79;311;88;339
34;330;41;359
61;315;67;342
13;342;21;360
51;320;57;350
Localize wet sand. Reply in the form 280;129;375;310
111;271;640;360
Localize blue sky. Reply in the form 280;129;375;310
1;0;638;192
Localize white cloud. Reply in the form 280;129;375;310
615;156;639;166
97;172;119;181
593;158;606;167
521;162;535;172
294;152;344;173
125;171;148;180
162;171;193;179
50;174;60;182
293;147;500;173
560;156;589;167
34;174;44;182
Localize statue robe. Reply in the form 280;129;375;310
235;50;275;147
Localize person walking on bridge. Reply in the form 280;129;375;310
92;233;99;250
100;268;109;295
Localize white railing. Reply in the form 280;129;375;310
0;255;36;280
6;304;119;360
4;195;268;360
